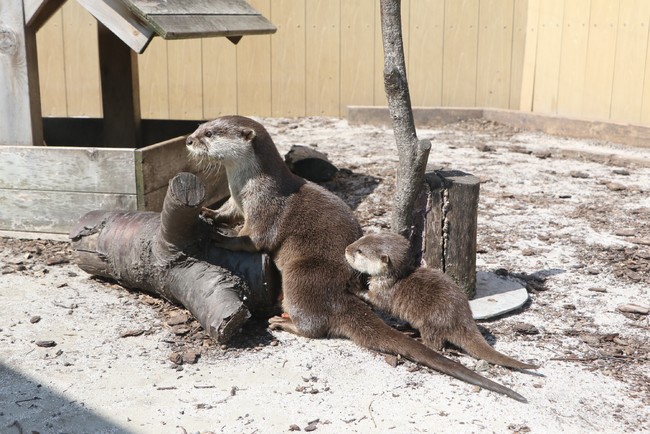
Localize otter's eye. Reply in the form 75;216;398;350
205;130;213;138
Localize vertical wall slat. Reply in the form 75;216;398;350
408;0;445;107
532;0;564;114
306;0;340;116
202;38;237;118
138;37;169;119
61;1;101;117
609;0;650;123
237;0;272;116
476;0;514;109
271;0;306;117
36;9;67;117
510;0;529;110
442;0;480;107
556;0;591;117
167;40;203;120
582;0;620;120
340;0;375;113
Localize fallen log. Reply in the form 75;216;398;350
69;172;280;343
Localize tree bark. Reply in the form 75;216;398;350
380;0;431;254
70;172;280;343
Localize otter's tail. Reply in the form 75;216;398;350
335;301;528;403
451;327;539;370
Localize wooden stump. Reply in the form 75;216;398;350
423;168;480;299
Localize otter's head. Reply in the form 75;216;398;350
186;116;258;165
345;232;414;277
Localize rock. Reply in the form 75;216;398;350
35;340;57;347
614;229;635;237
606;182;626;191
612;169;630;176
630;238;650;246
119;328;145;338
474;359;490;372
570;171;590;179
166;312;190;326
588;287;607;293
289;425;301;431
30;315;41;324
512;323;539;335
616;304;649;315
182;350;199;364
304;424;317;432
284;145;338;182
168;352;183;365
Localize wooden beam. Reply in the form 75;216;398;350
98;22;142;148
77;0;153;54
0;0;43;146
24;0;66;30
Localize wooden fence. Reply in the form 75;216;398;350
35;0;650;126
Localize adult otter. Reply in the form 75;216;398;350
345;232;539;370
186;115;528;402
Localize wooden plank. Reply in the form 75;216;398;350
347;106;484;127
148;15;276;39
531;0;564;114
509;0;529;109
609;0;650;123
138;37;169;119
24;0;66;30
476;0;514;108
407;0;444;107
126;0;259;16
270;0;306;117
0;146;136;193
306;0;341;116
442;0;480;107
137;137;191;194
642;24;650;124
519;0;540;111
77;0;154;53
0;0;43;146
201;37;238;118
0;189;136;234
340;0;375;112
61;0;101;117
556;0;590;117
236;0;271;116
582;0;620;120
98;22;142;148
167;39;204;120
36;8;67;117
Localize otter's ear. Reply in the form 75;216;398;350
380;254;390;265
241;127;256;141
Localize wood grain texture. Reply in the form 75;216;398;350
476;0;514;108
126;0;258;16
556;0;590;117
236;0;271;116
442;0;480;107
0;146;136;193
61;0;101;117
36;9;67;117
408;0;444;107
510;0;529;109
306;0;340;116
532;0;564;114
202;37;237;118
341;0;375;113
0;189;136;233
519;0;540;111
610;0;650;123
271;0;306;117
138;37;170;119
582;0;620;120
149;15;275;39
167;39;203;120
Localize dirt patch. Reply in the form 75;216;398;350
1;117;649;433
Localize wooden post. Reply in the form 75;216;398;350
423;169;480;299
0;0;43;146
98;22;142;148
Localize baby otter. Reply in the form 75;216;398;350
345;232;539;370
186;116;528;402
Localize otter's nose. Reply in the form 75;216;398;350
186;136;194;147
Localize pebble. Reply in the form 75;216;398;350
30;315;41;324
617;304;649;315
474;359;490;372
606;182;626;191
630;237;650;246
588;287;607;293
513;323;539;335
570;171;590;178
612;169;630;176
289;425;301;431
35;340;57;348
614;229;635;237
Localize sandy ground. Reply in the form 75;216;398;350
1;117;649;434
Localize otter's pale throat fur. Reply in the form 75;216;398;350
186;115;528;402
345;232;539;371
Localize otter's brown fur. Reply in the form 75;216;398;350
345;232;539;370
186;115;528;402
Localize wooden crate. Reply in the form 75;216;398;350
0;119;224;236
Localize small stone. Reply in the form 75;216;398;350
614;229;636;237
570;171;590;179
169;352;183;365
513;323;539;335
166;312;190;326
534;151;552;159
612;169;630;176
30;315;41;324
45;256;69;266
171;325;191;336
521;248;536;257
474;359;490;372
630;237;650;246
289;425;301;432
563;304;576;310
182;350;199;364
588;287;607;293
606;182;626;191
119;328;145;338
617;304;649;315
558;194;572;199
476;144;494;152
304;424;317;432
35;340;57;348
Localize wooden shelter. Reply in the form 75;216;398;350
0;0;275;235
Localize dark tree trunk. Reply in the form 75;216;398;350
379;0;431;255
70;172;280;343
